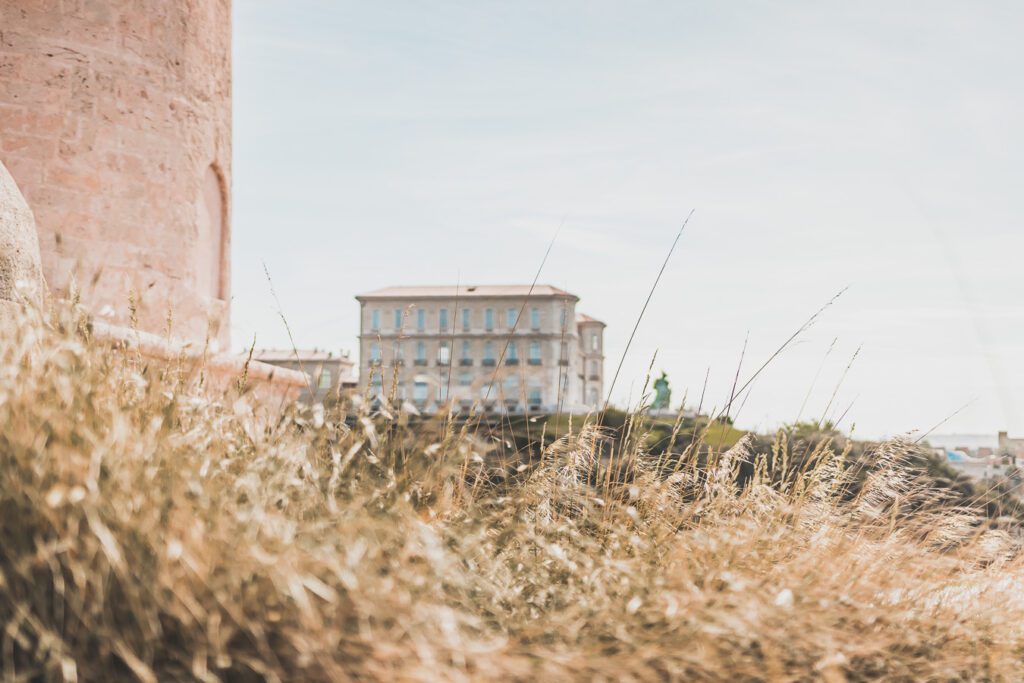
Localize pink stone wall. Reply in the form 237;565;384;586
0;0;232;347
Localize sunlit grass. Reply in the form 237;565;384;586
1;303;1022;681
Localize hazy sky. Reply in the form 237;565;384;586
232;2;1023;439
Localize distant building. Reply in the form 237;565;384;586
936;431;1023;482
251;349;356;403
355;285;605;414
943;451;1008;480
998;432;1024;462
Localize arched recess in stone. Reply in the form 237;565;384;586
195;162;228;301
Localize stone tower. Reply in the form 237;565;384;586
0;0;232;347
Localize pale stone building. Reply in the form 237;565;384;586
998;432;1024;462
356;285;605;414
252;349;356;404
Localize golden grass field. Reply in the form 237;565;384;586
1;304;1022;681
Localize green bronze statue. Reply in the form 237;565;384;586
651;371;671;411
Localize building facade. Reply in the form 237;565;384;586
998;432;1024;462
252;349;356;404
355;285;605;414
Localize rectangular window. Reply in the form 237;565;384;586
413;381;428;403
559;307;567;331
528;340;541;365
393;341;404;363
506;308;517;328
458;372;472;387
591;333;598;352
417;309;426;332
560;341;568;365
438;341;451;365
484;308;494;331
462;308;470;331
394;308;403;330
531;307;541;330
369;342;381;362
371;309;380;331
318;369;331;390
438;373;450;401
507;341;518;364
528;382;543;406
483;341;495;366
460;340;472;365
439;308;449;331
415;341;426;365
504;376;519;405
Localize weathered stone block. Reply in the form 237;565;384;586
0;158;44;304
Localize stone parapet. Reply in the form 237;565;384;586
90;320;307;405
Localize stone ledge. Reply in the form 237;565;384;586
89;320;307;403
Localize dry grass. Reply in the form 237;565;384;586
1;304;1023;682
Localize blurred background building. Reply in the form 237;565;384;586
356;285;604;414
252;348;356;404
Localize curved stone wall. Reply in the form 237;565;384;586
0;158;43;305
0;0;231;346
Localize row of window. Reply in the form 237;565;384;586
369;375;546;403
366;370;601;409
368;339;552;366
369;306;569;334
368;365;595;386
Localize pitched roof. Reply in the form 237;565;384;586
251;349;353;363
575;312;606;326
356;284;578;300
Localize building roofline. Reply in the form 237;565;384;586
251;349;353;363
355;284;580;302
575;312;606;326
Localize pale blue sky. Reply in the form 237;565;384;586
232;1;1023;439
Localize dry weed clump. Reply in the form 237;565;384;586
1;305;1023;681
